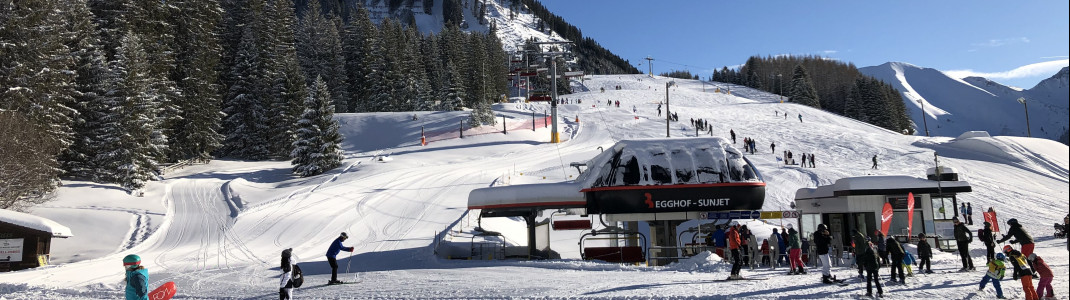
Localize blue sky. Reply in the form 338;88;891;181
539;0;1069;89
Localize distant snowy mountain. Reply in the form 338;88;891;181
860;62;1069;143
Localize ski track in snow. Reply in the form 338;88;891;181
1;75;1067;299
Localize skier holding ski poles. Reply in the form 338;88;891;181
326;232;355;285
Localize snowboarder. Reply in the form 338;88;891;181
917;233;934;274
980;222;996;263
730;129;736;144
979;253;1007;299
798;113;803;123
814;224;836;283
886;236;906;284
787;227;805;275
123;254;149;300
1003;246;1039;300
280;248;298;299
1026;253;1054;299
997;218;1034;257
326;232;355;285
871;155;878;169
954;217;976;271
861;242;884;298
727;222;744;280
967;203;974;225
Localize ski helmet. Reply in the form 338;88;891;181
995;253;1006;261
1002;245;1013;254
340;232;348;239
123;254;141;267
1007;219;1018;226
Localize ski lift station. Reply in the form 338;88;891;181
466;137;766;266
793;167;973;252
0;209;73;272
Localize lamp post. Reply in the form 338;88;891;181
1017;97;1031;137
917;99;930;137
665;81;675;137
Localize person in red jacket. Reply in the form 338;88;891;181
726;222;744;280
1027;254;1054;299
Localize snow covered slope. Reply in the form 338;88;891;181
0;75;1066;299
860;62;1069;142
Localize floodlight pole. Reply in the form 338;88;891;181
918;99;930;137
1018;97;1031;137
551;58;559;143
666;81;674;137
646;56;654;77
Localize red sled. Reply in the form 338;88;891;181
148;281;176;300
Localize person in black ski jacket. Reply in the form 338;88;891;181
861;242;883;297
886;237;906;284
916;233;933;274
997;219;1035;257
815;224;835;283
980;222;996;263
954;218;975;271
852;230;868;277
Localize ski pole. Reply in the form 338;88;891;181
345;250;355;281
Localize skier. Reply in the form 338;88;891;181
917;233;934;274
326;232;355;285
1026;254;1054;299
770;142;776;154
801;153;808;168
967;203;974;225
727;222;744;280
798;113;803;122
712;225;727;259
730;129;737;144
954;217;976;271
997;218;1035;257
769;229;782;269
1003;246;1039;300
886;236;906;284
814;224;836;283
123;254;149;300
280;248;298;299
657;103;662;117
871;155;878;169
740;225;752;269
760;239;771;267
980;222;996;263
861;242;884;298
902;250;916;277
961;204;968;223
830;234;843;267
979;253;1007;299
787;227;805;275
809;153;815;168
853;230;868;277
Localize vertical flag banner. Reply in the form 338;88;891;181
907;193;916;237
881;202;894;236
984;211;1000;232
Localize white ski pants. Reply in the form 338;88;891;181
820;254;832;276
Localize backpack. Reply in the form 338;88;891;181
977;229;986;242
292;264;304;288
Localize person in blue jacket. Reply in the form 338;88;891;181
326;232;355;284
123;254;148;300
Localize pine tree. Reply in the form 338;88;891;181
59;0;112;179
291;76;343;177
342;4;376;112
296;0;348;112
102;33;163;193
265;0;308;158
789;64;820;109
220;25;272;160
169;0;224;161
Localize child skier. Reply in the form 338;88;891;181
1004;246;1039;300
916;233;934;274
902;251;916;277
1026;254;1054;299
979;253;1007;299
123;254;149;300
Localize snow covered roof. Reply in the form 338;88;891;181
575;137;762;188
468;182;585;214
795;175;972;200
0;209;73;238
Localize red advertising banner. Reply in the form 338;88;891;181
907;193;916;237
984;211;1000;232
881;202;894;236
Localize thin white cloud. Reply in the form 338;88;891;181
822;50;838;55
943;59;1070;80
1040;55;1069;59
971;37;1030;48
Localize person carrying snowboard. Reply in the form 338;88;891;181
954;217;976;271
280;248;299;299
861;242;883;298
979;253;1007;299
886;236;906;284
326;232;355;285
123;254;149;300
1026;254;1054;299
997;219;1035;257
1003;245;1039;300
917;233;934;274
787;227;805;275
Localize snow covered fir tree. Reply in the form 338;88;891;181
290;76;344;177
